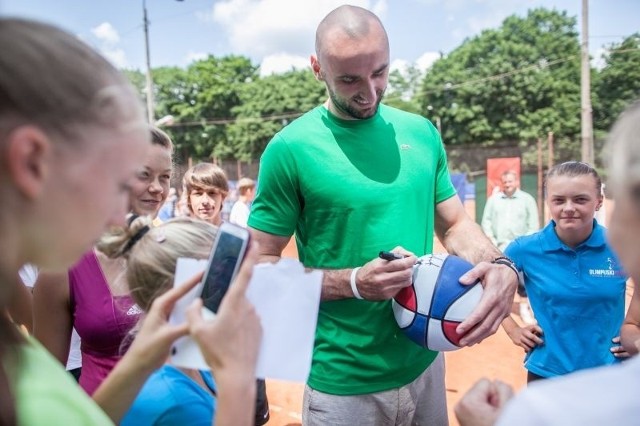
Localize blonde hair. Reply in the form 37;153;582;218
0;19;144;148
607;100;640;205
0;18;146;425
545;161;602;196
237;177;256;196
99;216;216;312
150;125;174;154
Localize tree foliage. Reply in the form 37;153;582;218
119;7;637;170
228;69;326;160
419;8;582;166
385;64;423;114
152;56;258;161
594;33;640;131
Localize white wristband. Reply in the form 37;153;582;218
350;267;363;300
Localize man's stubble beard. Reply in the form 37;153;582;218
327;86;385;120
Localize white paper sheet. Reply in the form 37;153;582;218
247;258;322;382
169;257;322;383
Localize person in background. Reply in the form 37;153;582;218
182;163;229;226
17;264;83;381
174;187;191;218
482;170;539;251
482;170;539;325
500;162;629;384
181;166;269;424
157;187;179;222
229;177;256;228
33;125;174;395
0;17;261;426
6;268;35;332
455;100;640;426
248;5;517;425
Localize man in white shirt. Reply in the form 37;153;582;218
229;177;255;228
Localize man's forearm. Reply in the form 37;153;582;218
320;268;353;301
441;218;502;264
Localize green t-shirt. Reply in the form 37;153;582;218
9;336;113;425
249;104;457;395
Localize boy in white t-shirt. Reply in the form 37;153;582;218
229;178;256;228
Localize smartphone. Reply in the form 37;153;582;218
200;222;251;313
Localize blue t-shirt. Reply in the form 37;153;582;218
505;220;627;378
121;365;216;426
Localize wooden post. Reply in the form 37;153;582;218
547;132;554;170
580;0;594;164
537;138;544;225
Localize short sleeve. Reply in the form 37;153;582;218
504;239;523;271
248;135;302;236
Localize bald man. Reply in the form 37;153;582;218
249;5;518;425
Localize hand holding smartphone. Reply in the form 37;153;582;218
200;222;251;313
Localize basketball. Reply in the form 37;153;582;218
392;253;483;351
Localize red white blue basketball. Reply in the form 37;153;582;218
392;253;483;351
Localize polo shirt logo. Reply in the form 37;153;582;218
588;257;625;278
126;304;143;316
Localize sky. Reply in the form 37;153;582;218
1;0;638;76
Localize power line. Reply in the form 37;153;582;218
407;46;639;98
432;56;575;93
163;112;304;127
159;48;640;127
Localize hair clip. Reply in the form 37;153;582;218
155;232;167;243
120;225;150;255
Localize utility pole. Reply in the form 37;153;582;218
143;0;154;123
142;0;184;124
580;0;594;164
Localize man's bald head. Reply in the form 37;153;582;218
310;5;390;120
315;5;388;58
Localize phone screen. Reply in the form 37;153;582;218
200;228;248;313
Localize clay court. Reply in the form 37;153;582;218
265;326;527;426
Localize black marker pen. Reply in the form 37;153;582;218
379;251;404;261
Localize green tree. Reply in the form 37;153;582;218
184;55;258;160
385;64;424;114
148;66;194;162
594;33;640;132
150;56;258;162
419;8;582;167
228;69;326;159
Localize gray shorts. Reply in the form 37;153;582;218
302;352;447;426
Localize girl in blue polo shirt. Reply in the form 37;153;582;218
501;161;630;383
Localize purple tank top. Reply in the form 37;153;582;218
69;250;142;395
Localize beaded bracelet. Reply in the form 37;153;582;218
491;256;521;283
